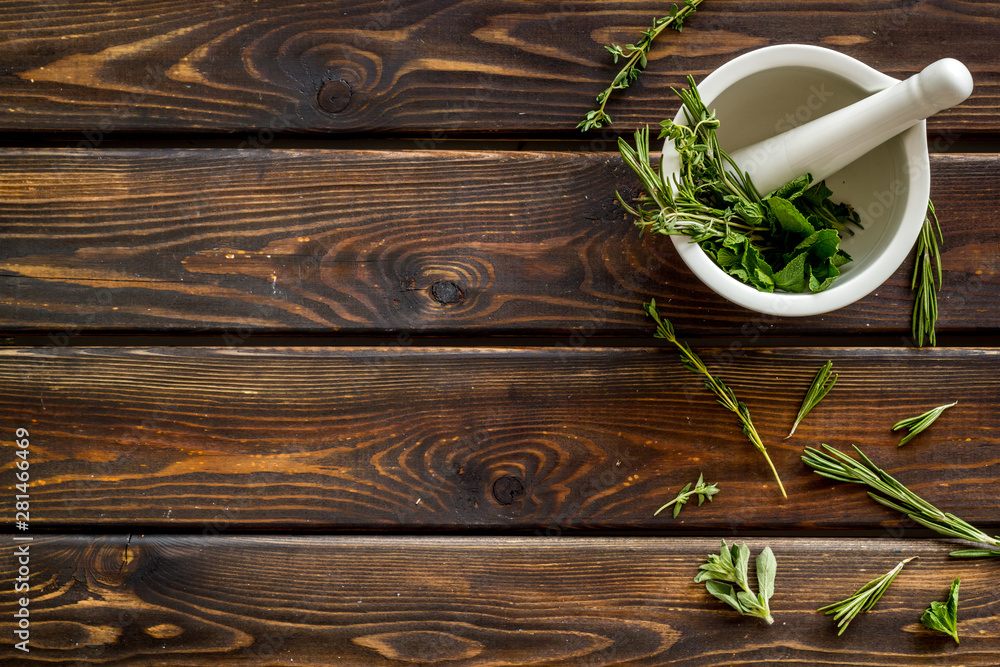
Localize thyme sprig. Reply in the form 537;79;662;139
818;557;915;635
654;473;719;517
911;200;943;346
892;401;957;447
645;299;786;497
786;360;837;438
802;444;1000;557
578;0;703;131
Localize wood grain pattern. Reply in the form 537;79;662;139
0;1;995;135
2;345;997;532
0;149;996;336
0;535;997;665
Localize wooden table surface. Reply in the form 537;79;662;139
1;1;998;664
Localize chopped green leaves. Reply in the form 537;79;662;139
696;540;776;624
892;401;957;447
921;578;961;644
818;557;915;635
654;473;719;517
618;78;861;294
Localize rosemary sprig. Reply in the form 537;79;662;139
654;473;719;517
892;401;957;447
921;578;961;644
818;557;915;635
911;200;943;347
802;444;1000;557
786;360;837;438
578;0;703;131
645;299;786;497
695;540;776;624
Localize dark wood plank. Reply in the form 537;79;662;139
0;1;995;135
3;345;997;532
0;150;996;336
0;535;996;664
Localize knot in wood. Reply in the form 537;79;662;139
430;280;463;304
317;80;352;114
492;476;525;506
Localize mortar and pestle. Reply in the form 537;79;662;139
658;44;973;316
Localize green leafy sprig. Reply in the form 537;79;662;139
921;578;961;644
578;0;704;131
911;200;944;347
654;473;719;517
802;444;1000;557
618;78;861;294
786;360;837;438
695;540;776;624
645;299;786;497
818;557;915;635
892;401;957;447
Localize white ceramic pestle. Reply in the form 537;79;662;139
725;58;973;195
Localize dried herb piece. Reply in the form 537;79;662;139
695;540;776;624
892;401;956;447
802;444;1000;557
645;299;786;497
654;473;719;517
579;1;704;131
921;578;960;644
786;360;837;438
818;557;915;635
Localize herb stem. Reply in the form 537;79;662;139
579;1;704;131
892;401;957;447
802;444;1000;557
818;557;915;635
645;299;787;497
911;200;943;346
786;360;837;438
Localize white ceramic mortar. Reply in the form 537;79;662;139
661;44;969;316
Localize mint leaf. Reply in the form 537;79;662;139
774;252;809;292
768;196;815;236
772;174;812;201
802;179;834;206
920;578;960;644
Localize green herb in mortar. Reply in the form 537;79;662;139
618;76;862;293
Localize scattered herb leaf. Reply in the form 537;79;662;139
802;444;1000;557
786;360;837;438
818;557;915;635
617;78;861;293
695;540;776;624
912;200;943;347
892;401;957;447
921;578;961;644
578;0;704;131
654;473;719;517
645;299;786;497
